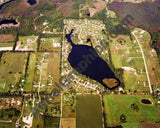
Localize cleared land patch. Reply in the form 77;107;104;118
76;95;103;128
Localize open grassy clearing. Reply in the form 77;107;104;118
103;95;159;127
48;52;60;84
0;52;28;92
76;95;103;128
122;123;140;128
24;53;36;92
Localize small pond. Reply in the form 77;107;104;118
141;99;152;104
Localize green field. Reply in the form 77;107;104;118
0;52;28;92
76;95;103;128
122;123;140;128
103;95;159;127
24;53;36;92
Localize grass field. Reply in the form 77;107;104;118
122;123;140;128
0;52;28;92
48;52;60;84
76;95;103;128
103;95;159;127
25;53;36;92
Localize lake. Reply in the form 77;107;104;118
65;29;120;89
0;19;18;25
27;0;37;6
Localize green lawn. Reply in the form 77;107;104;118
76;95;103;128
103;95;159;126
122;123;140;128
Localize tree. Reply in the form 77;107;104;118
120;114;127;123
131;103;139;112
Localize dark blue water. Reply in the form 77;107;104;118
27;0;37;5
0;19;18;25
66;29;120;89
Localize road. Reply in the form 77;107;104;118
131;31;152;94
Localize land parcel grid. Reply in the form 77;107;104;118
32;51;60;93
103;95;159;127
0;52;28;92
76;95;103;128
132;28;160;87
109;34;150;93
15;36;38;51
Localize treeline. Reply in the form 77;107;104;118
149;31;160;57
18;17;35;36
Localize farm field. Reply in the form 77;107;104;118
15;36;38;51
0;52;28;92
103;95;159;127
76;95;103;128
